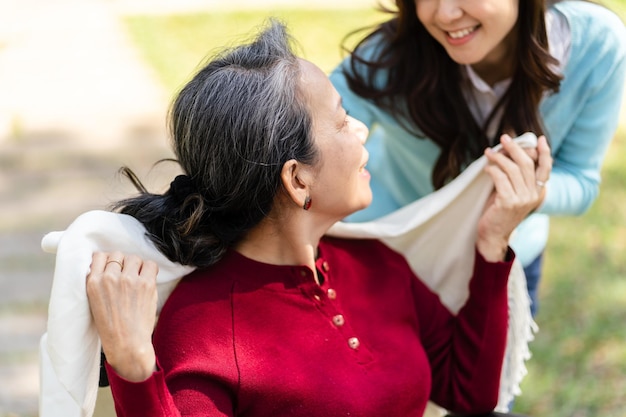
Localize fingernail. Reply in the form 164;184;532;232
501;135;511;143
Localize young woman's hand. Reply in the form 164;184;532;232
86;251;159;382
477;134;552;262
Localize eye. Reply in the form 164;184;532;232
342;111;350;129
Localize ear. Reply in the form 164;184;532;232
280;159;313;209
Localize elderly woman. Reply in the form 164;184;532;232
86;21;551;417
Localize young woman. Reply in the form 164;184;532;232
85;21;550;416
330;0;626;315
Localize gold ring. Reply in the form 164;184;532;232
536;180;546;187
105;260;124;268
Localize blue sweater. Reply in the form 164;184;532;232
330;1;626;266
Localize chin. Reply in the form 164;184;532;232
448;54;476;66
358;196;373;212
342;201;372;221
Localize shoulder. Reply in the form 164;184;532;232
166;258;238;307
321;236;410;271
353;32;390;61
330;32;390;80
156;254;240;336
552;0;623;23
151;256;243;370
553;1;626;58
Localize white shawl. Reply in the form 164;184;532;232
39;133;538;417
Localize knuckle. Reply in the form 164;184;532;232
141;278;156;291
119;271;134;283
126;254;141;264
519;156;534;169
144;260;159;275
102;269;120;281
85;276;98;294
86;273;107;296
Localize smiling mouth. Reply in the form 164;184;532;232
447;25;480;39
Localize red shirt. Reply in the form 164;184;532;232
107;237;513;416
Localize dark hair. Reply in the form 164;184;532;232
114;20;318;267
344;0;562;189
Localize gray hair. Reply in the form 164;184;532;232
115;20;318;267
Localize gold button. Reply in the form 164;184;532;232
348;337;360;349
300;270;307;277
332;314;345;326
327;288;337;299
322;261;330;272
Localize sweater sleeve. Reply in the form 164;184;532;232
538;3;626;216
105;360;234;417
104;269;239;417
416;248;514;414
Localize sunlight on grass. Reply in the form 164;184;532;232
124;8;386;96
603;0;626;17
122;3;626;416
515;126;626;417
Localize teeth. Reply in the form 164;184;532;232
448;26;477;39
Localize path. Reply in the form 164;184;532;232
0;0;622;416
0;0;173;415
0;0;378;415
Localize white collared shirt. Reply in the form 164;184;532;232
463;9;572;140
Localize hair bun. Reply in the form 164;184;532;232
170;175;196;202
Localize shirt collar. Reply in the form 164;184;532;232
463;64;512;97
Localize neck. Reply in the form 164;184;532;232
234;208;338;284
471;31;518;86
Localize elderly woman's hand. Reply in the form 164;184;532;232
86;251;159;382
477;134;552;262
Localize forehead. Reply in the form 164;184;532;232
297;58;340;112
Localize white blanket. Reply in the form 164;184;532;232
39;133;538;417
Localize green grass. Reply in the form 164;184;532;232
514;124;626;417
123;3;626;416
124;8;387;96
604;0;626;17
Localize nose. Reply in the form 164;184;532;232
435;0;463;24
350;115;369;144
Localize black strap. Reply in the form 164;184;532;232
98;350;110;387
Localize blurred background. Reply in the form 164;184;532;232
0;0;624;416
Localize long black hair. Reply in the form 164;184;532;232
345;0;563;189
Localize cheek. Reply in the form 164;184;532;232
327;150;355;181
415;3;440;41
415;2;429;26
507;8;519;34
486;2;518;34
